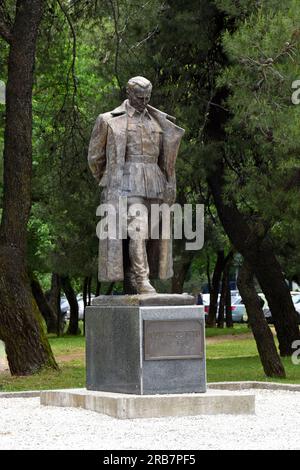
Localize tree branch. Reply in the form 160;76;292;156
56;0;77;102
0;1;13;43
106;0;122;91
0;19;11;43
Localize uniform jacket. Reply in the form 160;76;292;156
88;100;185;281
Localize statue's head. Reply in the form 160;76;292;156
126;76;152;113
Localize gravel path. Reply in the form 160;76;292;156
0;389;299;450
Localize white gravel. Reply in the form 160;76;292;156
0;389;299;450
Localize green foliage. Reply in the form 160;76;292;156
27;0;167;286
214;0;260;18
217;0;300;279
1;0;299;293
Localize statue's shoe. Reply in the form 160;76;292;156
136;280;157;294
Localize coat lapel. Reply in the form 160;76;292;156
108;100;128;162
108;114;128;162
147;105;185;181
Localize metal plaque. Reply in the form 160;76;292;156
144;319;204;361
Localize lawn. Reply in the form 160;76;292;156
205;324;251;338
0;325;300;391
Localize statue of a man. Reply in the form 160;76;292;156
88;76;185;294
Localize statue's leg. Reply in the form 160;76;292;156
127;197;156;294
123;239;138;295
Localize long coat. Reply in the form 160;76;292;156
88;100;185;282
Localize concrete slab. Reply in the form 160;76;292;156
40;388;255;419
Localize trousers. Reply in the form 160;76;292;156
125;196;161;291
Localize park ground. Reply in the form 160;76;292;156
0;324;300;392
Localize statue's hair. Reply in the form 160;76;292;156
126;76;152;93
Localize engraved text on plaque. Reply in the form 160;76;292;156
144;319;204;361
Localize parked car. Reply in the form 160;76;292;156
202;293;210;307
212;292;270;323
61;294;95;321
259;292;300;324
291;292;300;323
60;296;69;315
230;290;240;302
230;297;246;323
203;292;243;323
237;293;271;323
203;290;300;324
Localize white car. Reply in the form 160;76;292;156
234;293;271;323
252;292;300;324
291;292;300;319
61;295;95;321
203;292;247;323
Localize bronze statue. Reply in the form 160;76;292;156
88;76;185;294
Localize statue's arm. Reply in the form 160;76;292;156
88;114;108;184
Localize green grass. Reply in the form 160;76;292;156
0;325;300;391
0;364;86;392
0;335;86;392
205;324;251;338
207;338;257;359
48;334;85;354
206;338;300;383
207;356;300;384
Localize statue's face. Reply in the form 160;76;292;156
128;85;151;113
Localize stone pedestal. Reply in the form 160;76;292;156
40;389;255;419
85;294;206;395
41;294;256;418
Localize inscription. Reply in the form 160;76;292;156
144;319;204;361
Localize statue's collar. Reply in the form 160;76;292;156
110;99;150;118
110;100;177;125
110;100;127;116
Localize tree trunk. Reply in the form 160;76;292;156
208;165;300;355
206;251;224;327
83;276;88;308
217;267;228;328
217;252;233;328
206;254;212;293
171;249;195;294
225;269;233;328
87;276;92;305
31;277;57;334
203;78;300;355
47;273;63;336
61;276;80;336
82;276;92;336
0;0;58;375
237;260;286;378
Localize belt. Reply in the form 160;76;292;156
125;154;158;164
